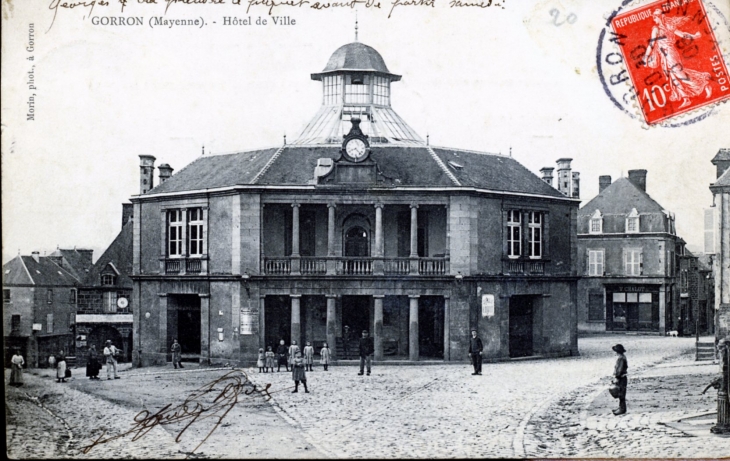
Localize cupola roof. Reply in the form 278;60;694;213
311;42;401;81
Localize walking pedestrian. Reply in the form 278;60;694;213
276;339;288;372
291;351;309;393
303;341;314;371
358;330;374;376
171;339;184;369
342;325;351;360
320;342;331;371
104;340;120;380
468;329;483;375
612;344;628;415
86;345;101;380
56;350;67;383
9;348;24;387
257;348;265;373
265;346;276;373
288;340;300;370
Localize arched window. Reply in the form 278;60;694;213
345;226;369;257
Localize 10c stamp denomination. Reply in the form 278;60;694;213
610;0;730;125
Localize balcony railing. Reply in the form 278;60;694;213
300;257;327;275
263;256;449;276
264;258;291;275
503;259;547;275
341;258;373;275
419;258;447;275
186;258;202;273
165;259;181;274
384;258;410;275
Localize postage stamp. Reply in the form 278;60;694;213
609;0;730;125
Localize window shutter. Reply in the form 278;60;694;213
639;252;643;275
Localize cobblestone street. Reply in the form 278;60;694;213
6;335;729;458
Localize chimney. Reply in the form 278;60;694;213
556;158;573;197
711;148;730;179
158;163;174;183
31;251;40;263
539;167;554;187
139;155;156;194
122;203;134;227
628;169;647;191
599;175;612;193
571;172;580;199
75;249;94;269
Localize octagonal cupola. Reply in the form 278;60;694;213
294;40;423;146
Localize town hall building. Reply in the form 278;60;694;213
130;39;581;366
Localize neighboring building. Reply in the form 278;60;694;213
76;204;135;362
131;39;582;367
577;170;685;334
709;148;730;341
3;250;91;366
679;250;715;336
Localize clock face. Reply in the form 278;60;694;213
345;138;367;159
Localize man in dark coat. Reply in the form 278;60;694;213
612;344;628;415
276;339;289;372
468;329;483;375
358;330;374;376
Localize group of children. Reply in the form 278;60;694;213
256;340;333;394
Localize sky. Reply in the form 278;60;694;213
2;0;729;264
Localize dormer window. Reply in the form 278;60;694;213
101;274;116;286
626;208;640;233
590;210;603;234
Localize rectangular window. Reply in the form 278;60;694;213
344;74;370;104
507;210;521;258
46;313;54;333
627;217;639;233
168;209;183;257
103;292;118;313
588;250;605;276
588;293;605;321
3;289;10;303
590;217;602;234
625;249;642;276
11;315;20;334
323;75;342;105
47;289;53;304
187;208;204;257
528;212;542;258
240;308;253;335
101;274;116;286
373;76;390;106
69;289;77;304
681;270;688;291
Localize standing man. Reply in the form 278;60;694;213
612;344;628;415
342;325;351;360
171;339;184;369
358;330;374;376
104;340;120;380
468;329;483;375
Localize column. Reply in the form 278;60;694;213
259;296;266;349
445;204;451;275
374;295;384;361
410;203;419;274
159;294;168;362
200;294;210;365
326;295;337;360
201;207;209;274
327;203;337;275
443;297;450;361
291;295;301;347
409;295;419;361
180;208;188;275
291;203;301;275
374;203;384;275
159;210;167;273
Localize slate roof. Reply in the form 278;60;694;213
49;248;94;280
712;148;730;163
2;255;80;286
713;166;730;187
83;220;134;288
144;146;567;199
313;42;399;80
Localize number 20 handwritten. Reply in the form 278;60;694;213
550;9;577;26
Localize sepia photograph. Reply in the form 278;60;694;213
2;0;730;458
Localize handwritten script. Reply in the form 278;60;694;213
80;369;275;454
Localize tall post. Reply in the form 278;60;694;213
291;203;301;275
259;296;266;350
409;295;419;361
374;203;384;275
410;203;419;274
374;295;384;361
712;340;730;434
200;294;210;365
180;208;188;275
291;295;301;347
326;295;337;360
444;297;450;361
327;203;337;275
159;293;168;363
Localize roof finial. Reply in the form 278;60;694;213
355;11;359;42
202;144;205;156
426;134;430;146
283;133;287;145
509;146;512;157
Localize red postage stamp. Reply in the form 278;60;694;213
610;0;730;125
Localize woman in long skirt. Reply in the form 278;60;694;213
9;349;24;386
288;341;300;369
56;350;67;383
86;345;101;380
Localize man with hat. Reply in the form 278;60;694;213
358;329;374;376
612;344;628;415
468;329;483;375
103;340;120;380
